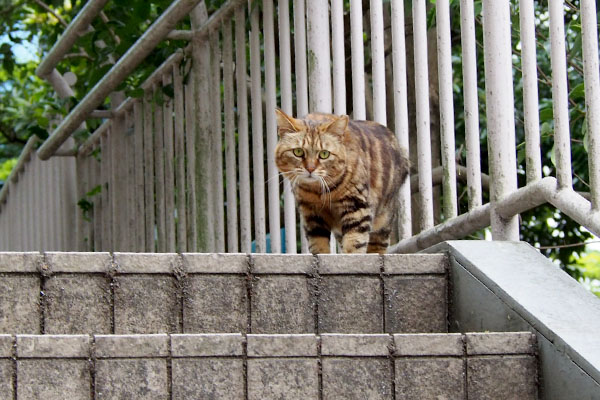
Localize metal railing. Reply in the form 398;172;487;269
0;0;599;254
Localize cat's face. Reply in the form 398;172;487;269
275;109;348;189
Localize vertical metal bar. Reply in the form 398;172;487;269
154;83;167;251
250;3;267;253
264;0;281;253
331;0;346;115
460;0;483;209
184;64;198;251
236;5;252;253
350;0;366;119
50;159;59;250
75;155;86;250
413;0;434;231
223;20;239;252
143;90;156;252
581;0;600;210
210;29;225;252
192;3;215;252
279;0;297;254
173;63;187;252
65;156;77;250
125;110;136;251
436;0;457;219
482;0;519;240
133;100;146;251
370;0;386;124
519;0;542;184
101;132;110;251
163;73;176;252
391;0;412;240
548;0;573;189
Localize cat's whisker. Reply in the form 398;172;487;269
266;172;292;185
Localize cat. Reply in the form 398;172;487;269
275;109;409;254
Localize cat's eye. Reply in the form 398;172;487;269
293;148;305;157
319;150;330;159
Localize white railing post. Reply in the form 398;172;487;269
482;0;519;240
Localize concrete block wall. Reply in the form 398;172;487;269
0;252;447;335
0;332;538;399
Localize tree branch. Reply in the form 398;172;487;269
33;0;68;27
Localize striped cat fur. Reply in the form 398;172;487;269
275;109;409;254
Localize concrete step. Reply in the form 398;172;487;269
0;252;448;335
0;332;538;399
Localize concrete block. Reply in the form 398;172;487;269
95;359;168;400
17;335;90;358
0;274;40;333
17;359;91;400
114;252;178;273
395;357;465;399
318;254;381;274
384;276;447;333
383;254;446;274
466;332;536;355
182;252;248;273
45;252;111;273
114;275;180;334
247;334;318;357
94;334;169;358
0;360;13;400
171;333;244;357
251;254;314;274
467;355;537;400
44;274;111;334
322;358;392;400
394;333;463;356
251;276;314;333
321;334;391;356
319;276;383;333
172;358;244;399
184;275;247;333
0;252;40;273
247;358;319;400
0;335;12;357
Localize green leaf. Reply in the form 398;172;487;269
569;82;585;101
85;184;102;197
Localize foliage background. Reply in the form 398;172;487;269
0;0;598;296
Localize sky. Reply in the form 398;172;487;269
1;31;39;64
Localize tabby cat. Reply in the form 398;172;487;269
275;109;409;254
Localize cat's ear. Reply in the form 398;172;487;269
275;108;301;137
325;115;349;137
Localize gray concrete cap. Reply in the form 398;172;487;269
94;334;169;358
171;333;244;357
113;252;178;273
321;334;392;356
317;254;381;274
0;252;41;272
44;251;112;273
466;332;536;355
16;335;90;358
251;254;314;274
0;335;13;357
183;253;248;273
383;254;446;274
247;334;318;357
393;333;463;356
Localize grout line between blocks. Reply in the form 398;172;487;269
12;335;16;400
245;255;253;335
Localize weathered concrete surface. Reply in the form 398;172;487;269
95;359;168;400
247;334;318;357
0;359;13;399
44;274;111;334
172;358;244;399
467;355;537;400
247;358;319;400
171;333;244;357
94;334;169;358
394;333;463;356
0;274;40;333
17;359;91;400
322;358;392;400
395;357;465;399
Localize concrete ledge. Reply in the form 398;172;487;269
317;254;381;274
466;332;536;355
171;333;244;357
321;334;391;356
0;252;41;273
94;334;169;358
251;254;314;274
394;333;463;356
45;252;112;273
0;335;13;357
16;335;90;358
183;253;247;274
383;254;446;274
113;253;178;273
247;334;318;357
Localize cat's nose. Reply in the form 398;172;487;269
306;164;316;173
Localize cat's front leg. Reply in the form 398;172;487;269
303;215;331;254
339;199;372;254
